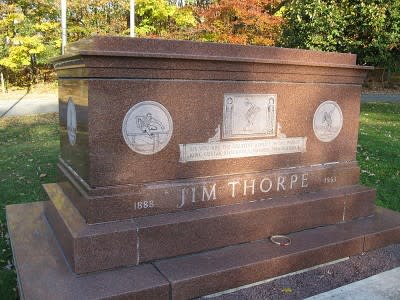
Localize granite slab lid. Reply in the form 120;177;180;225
52;36;372;70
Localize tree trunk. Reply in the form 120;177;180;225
30;54;37;84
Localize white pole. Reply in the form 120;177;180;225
1;72;5;94
130;0;135;37
61;0;67;54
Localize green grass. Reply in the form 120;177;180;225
0;113;59;299
0;103;399;298
357;103;400;211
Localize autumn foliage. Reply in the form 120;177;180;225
193;0;283;46
1;0;400;87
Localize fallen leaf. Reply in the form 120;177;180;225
281;287;292;294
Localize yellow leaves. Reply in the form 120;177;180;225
281;287;293;294
0;57;18;70
13;36;46;55
33;22;59;33
0;36;46;71
134;0;197;37
252;36;275;46
174;8;197;28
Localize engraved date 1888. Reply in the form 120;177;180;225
134;200;155;210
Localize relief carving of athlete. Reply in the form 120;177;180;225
136;113;165;136
244;100;261;129
322;106;335;130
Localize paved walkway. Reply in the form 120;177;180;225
362;93;400;103
209;243;400;299
307;267;400;300
0;94;58;117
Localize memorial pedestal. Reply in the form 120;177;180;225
7;37;400;299
7;203;400;300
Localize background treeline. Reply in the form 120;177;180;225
1;0;399;87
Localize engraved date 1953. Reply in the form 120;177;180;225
324;176;337;184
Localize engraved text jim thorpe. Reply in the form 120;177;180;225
177;172;309;208
131;170;340;211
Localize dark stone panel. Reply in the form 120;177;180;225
83;79;362;187
58;79;90;182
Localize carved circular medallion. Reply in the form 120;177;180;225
122;101;173;155
67;97;77;146
313;101;343;142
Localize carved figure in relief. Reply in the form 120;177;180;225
225;97;233;136
313;100;343;143
133;113;167;152
136;113;165;136
244;99;261;130
222;94;277;139
67;97;77;146
322;106;335;130
266;97;275;134
122;101;173;155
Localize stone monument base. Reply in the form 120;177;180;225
7;202;400;300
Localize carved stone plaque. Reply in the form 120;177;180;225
179;137;307;163
122;101;173;155
67;97;77;146
313;101;343;142
223;94;277;139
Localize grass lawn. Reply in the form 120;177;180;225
0;103;399;298
0;114;59;299
357;103;400;211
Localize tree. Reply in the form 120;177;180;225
135;0;197;38
67;0;130;41
279;0;400;70
168;0;214;7
0;0;197;86
65;0;197;41
0;1;60;86
193;0;283;46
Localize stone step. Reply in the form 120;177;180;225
154;207;400;300
44;183;375;273
135;184;374;263
44;184;375;273
7;202;400;300
7;202;169;300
